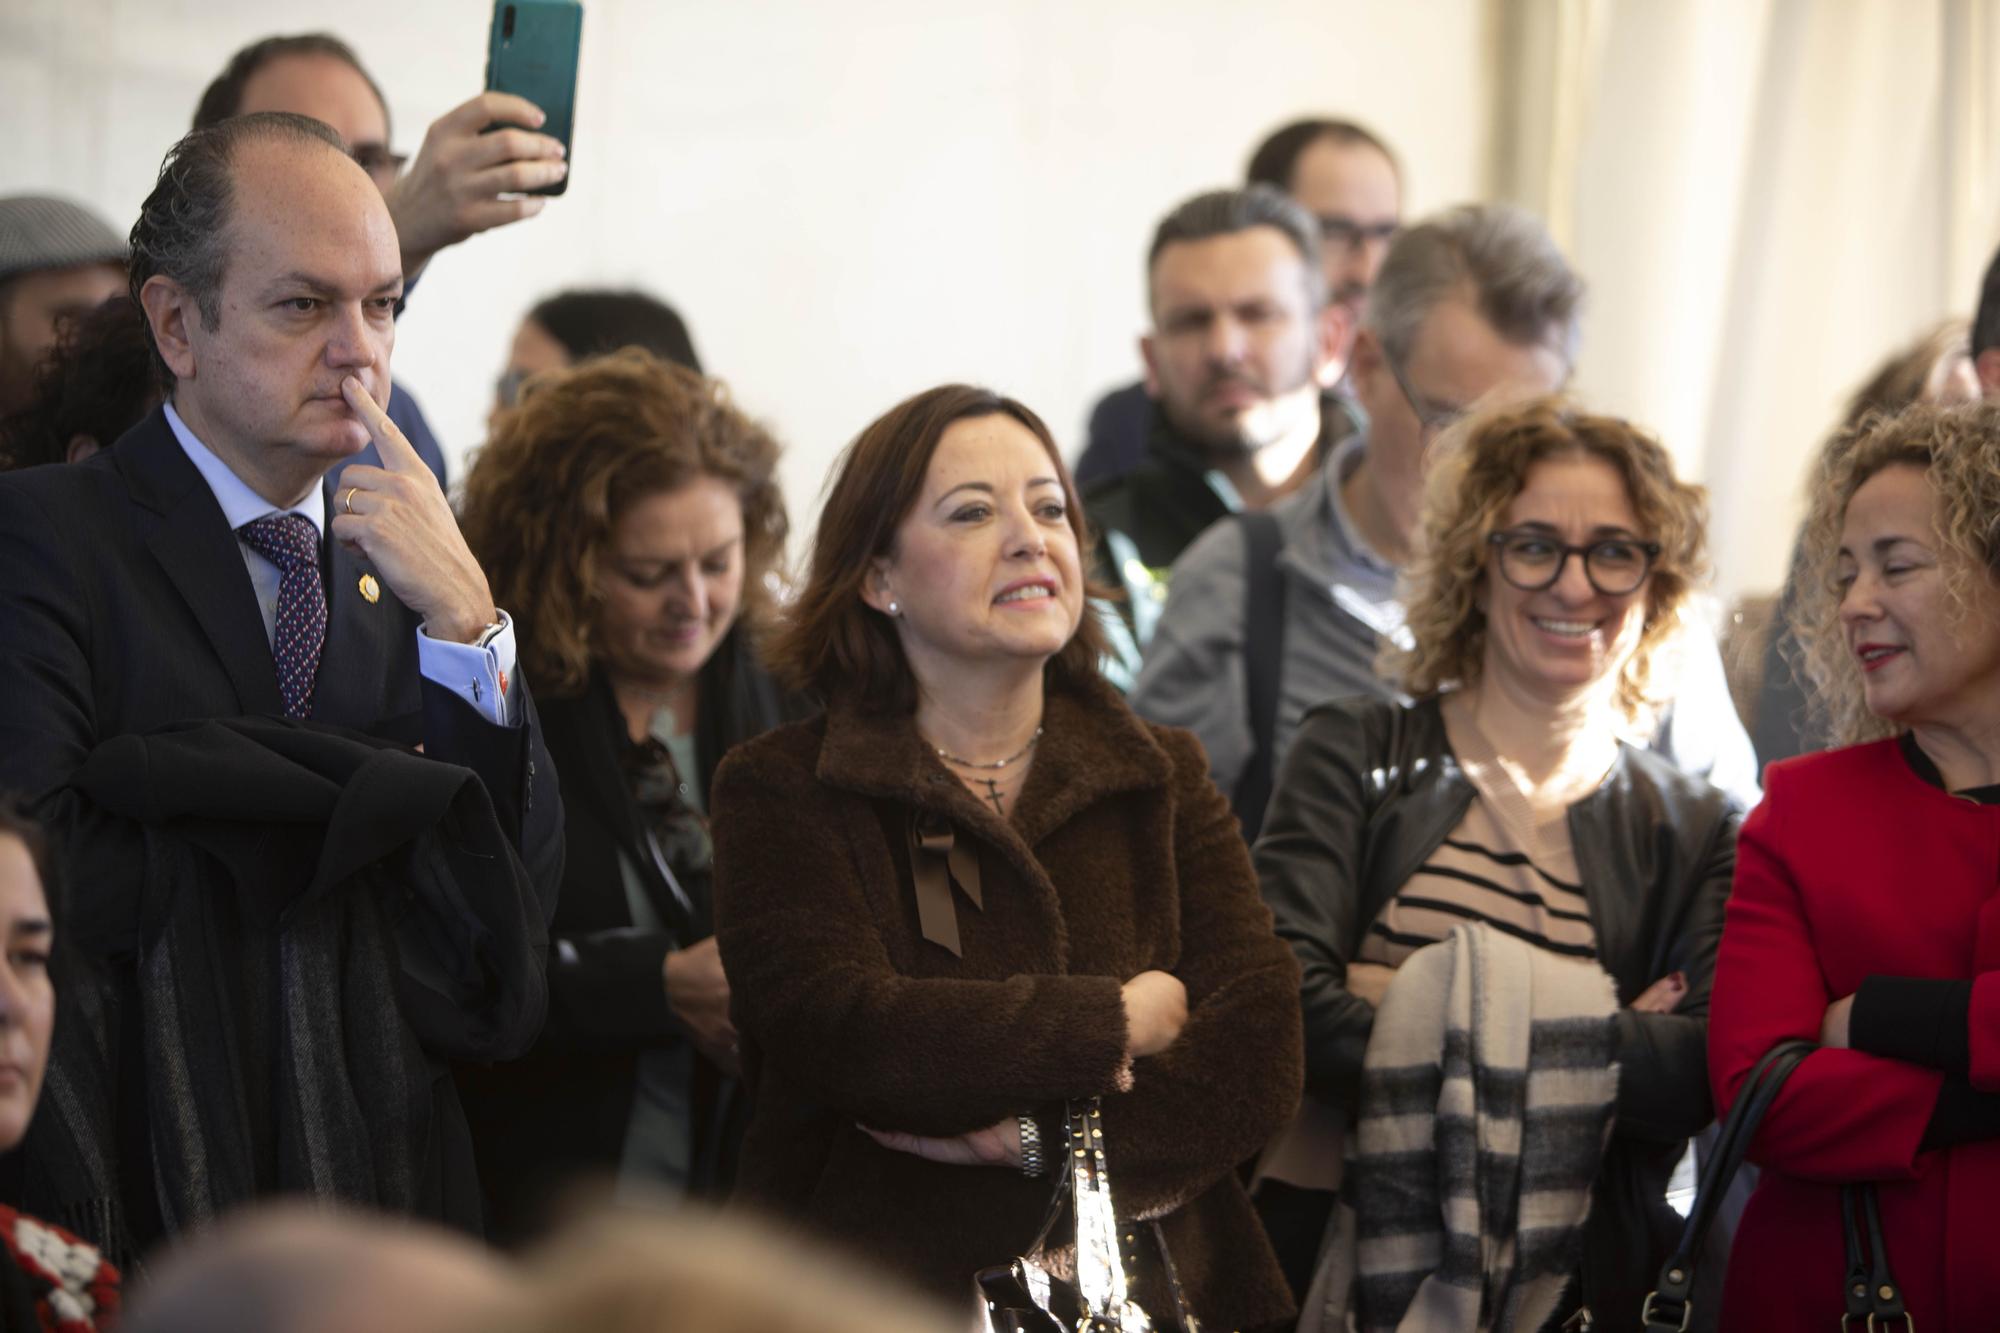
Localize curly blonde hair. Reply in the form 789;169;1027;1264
459;348;789;698
1383;396;1709;728
1792;400;2000;746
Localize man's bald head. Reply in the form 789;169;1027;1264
131;110;403;499
127;111;359;380
124;1205;517;1333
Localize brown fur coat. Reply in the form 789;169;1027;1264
712;676;1302;1331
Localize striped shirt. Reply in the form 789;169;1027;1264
1358;697;1599;966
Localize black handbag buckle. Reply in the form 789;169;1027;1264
1840;1182;1909;1333
1638;1291;1690;1333
1639;1040;1814;1333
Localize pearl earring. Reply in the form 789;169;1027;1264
888;600;900;616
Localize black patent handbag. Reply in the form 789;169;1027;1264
975;1099;1201;1333
1640;1040;1910;1332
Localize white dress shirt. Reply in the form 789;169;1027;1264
164;402;518;726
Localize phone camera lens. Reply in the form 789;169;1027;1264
502;5;516;40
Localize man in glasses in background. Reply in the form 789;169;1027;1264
1133;202;1761;841
1074;117;1401;489
1265;118;1403;322
193;33;570;487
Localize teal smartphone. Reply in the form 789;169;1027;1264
484;0;582;197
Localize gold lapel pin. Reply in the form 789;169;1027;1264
358;573;381;604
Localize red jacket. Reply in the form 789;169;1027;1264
1708;739;2000;1330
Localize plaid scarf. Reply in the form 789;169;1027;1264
1308;923;1618;1332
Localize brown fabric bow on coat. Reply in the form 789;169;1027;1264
908;813;982;956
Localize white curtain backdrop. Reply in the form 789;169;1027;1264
1501;0;2000;605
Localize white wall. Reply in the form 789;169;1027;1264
1;0;1490;538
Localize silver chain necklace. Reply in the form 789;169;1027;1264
931;726;1043;771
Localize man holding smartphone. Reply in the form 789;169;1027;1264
191;33;570;486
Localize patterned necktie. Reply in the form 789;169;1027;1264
237;513;327;720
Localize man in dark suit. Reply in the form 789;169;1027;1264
0;111;562;1248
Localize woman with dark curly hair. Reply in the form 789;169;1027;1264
1708;401;2000;1329
455;348;805;1241
0;296;160;470
1260;397;1738;1328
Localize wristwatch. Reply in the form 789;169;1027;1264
1018;1113;1046;1178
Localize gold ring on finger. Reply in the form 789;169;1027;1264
342;486;358;516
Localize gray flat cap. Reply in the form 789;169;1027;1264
0;195;127;285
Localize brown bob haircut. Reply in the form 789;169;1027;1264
767;384;1107;713
459;348;789;698
1383;396;1709;728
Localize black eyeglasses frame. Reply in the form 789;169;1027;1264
1383;353;1468;439
1485;529;1662;597
1318;215;1400;252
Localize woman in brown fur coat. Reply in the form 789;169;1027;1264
710;385;1303;1331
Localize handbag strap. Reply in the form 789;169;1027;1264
1231;509;1287;843
1149;1220;1204;1333
1021;1139;1073;1258
1059;1098;1209;1333
1642;1038;1815;1332
1840;1184;1911;1331
1063;1099;1150;1330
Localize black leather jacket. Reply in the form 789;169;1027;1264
1257;693;1740;1324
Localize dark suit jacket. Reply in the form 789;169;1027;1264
0;405;563;1247
459;632;804;1243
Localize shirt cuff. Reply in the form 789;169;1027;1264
1849;975;1974;1075
416;611;520;727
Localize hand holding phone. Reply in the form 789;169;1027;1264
385;91;568;280
485;1;583;197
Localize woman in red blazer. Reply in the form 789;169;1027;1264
1709;401;2000;1329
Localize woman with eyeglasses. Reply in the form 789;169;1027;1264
455;349;807;1244
1259;398;1739;1324
487;288;702;436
